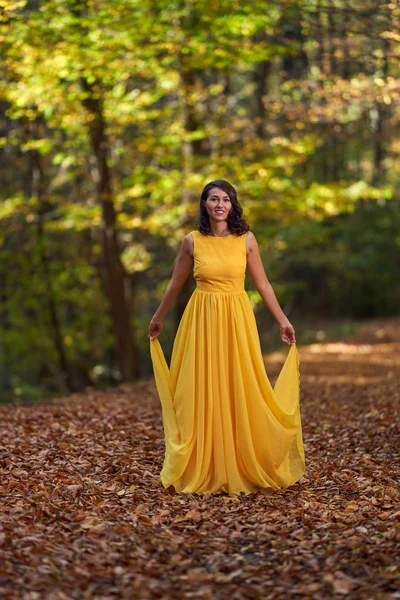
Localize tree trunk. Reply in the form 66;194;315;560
316;1;325;78
341;0;351;79
327;0;337;76
281;6;309;80
0;271;11;395
371;3;391;185
253;32;271;139
27;120;77;392
80;79;141;380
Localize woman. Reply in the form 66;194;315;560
148;179;305;496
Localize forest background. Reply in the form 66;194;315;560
1;0;399;402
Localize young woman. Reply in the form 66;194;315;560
148;179;305;496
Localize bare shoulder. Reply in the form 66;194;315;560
245;230;258;253
183;231;194;258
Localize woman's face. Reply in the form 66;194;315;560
204;187;232;222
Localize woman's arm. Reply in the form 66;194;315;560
245;231;296;345
148;233;194;340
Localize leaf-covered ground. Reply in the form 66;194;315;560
1;317;399;600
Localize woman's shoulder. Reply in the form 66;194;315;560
186;230;198;245
187;229;205;241
184;231;197;256
244;230;258;252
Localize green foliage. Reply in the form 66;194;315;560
0;223;113;399
256;196;400;319
0;0;399;399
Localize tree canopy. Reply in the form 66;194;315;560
1;0;399;400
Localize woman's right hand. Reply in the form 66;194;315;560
148;316;163;340
280;320;296;345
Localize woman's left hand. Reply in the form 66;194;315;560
280;321;296;345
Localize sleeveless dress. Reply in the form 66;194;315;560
149;230;306;496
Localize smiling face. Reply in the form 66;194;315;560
203;187;233;222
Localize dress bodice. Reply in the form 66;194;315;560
190;230;247;293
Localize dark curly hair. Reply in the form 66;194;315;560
196;179;250;236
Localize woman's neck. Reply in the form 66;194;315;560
209;223;230;237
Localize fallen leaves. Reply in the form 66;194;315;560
324;571;356;595
0;316;399;599
173;509;202;523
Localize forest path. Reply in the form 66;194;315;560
1;318;399;599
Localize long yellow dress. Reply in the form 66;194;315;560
149;230;306;496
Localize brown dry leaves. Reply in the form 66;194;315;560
0;317;399;600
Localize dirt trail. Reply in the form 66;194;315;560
0;317;399;599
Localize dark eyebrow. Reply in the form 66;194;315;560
210;194;230;199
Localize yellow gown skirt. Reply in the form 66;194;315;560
149;230;306;496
